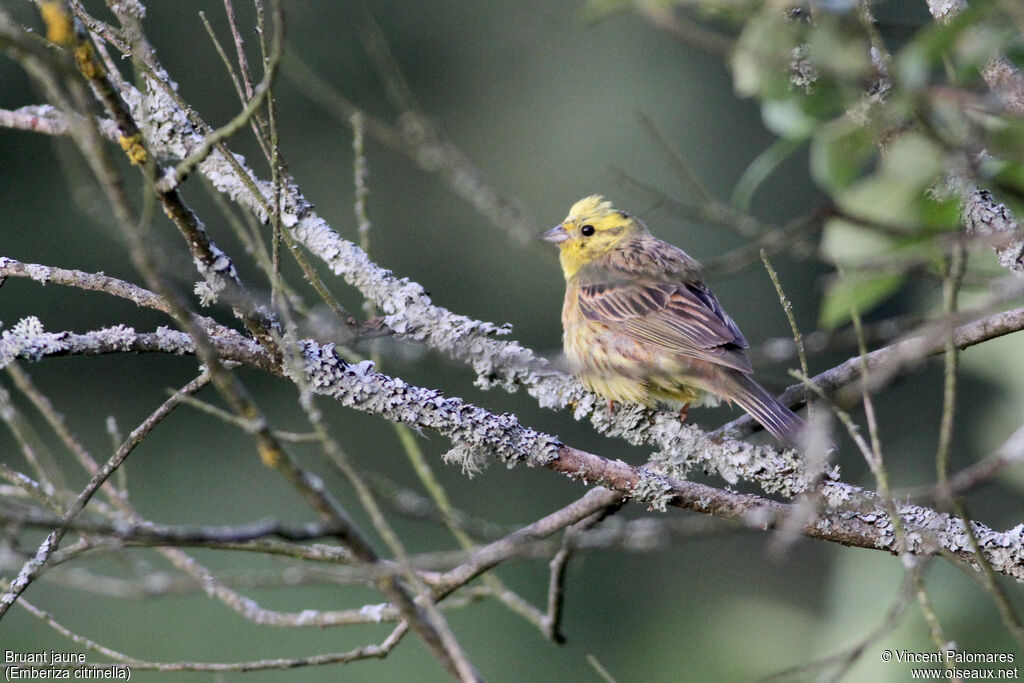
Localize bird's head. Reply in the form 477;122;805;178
541;195;644;280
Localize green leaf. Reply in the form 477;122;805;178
731;9;800;100
833;133;945;229
811;118;877;190
761;99;815;139
819;270;905;330
819;218;895;266
985;117;1024;164
732;137;804;212
895;4;992;92
918;194;962;232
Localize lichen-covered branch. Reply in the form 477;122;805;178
0;256;170;312
960;189;1024;274
15;24;1018;514
718;304;1024;440
2;316;1021;580
0;94;813;498
0;316;269;371
924;1;1024;275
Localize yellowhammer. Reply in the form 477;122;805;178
542;195;805;446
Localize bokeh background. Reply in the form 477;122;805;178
1;1;1023;680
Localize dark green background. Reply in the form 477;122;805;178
1;1;1022;680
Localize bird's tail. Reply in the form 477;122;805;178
725;373;805;447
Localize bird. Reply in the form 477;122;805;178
541;195;805;446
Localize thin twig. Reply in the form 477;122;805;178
13;590;410;670
636;111;713;206
0;372;210;619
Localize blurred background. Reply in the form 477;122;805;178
1;0;1022;680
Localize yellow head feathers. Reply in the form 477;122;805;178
541;195;645;280
567;195;616;222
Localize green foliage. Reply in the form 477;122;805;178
733;8;805;101
817;216;949;329
818;269;905;331
726;1;1023;326
810;116;877;190
896;3;1014;93
833;134;956;229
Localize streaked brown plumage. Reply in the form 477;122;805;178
542;195;804;446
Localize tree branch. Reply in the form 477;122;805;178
2;317;1022;581
717;304;1024;440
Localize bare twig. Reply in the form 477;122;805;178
0;372;210;619
13;590;410;671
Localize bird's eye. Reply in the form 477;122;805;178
580;225;595;236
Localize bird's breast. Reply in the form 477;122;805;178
561;281;716;408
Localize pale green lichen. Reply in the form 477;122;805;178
24;264;50;284
927;0;967;19
631;468;675;512
96;324;137;351
0;317;69;367
292;340;561;471
442;444;487;478
194;280;220;306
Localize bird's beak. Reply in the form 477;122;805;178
540;224;569;244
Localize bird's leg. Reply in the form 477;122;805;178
678;403;690;422
607;400;616;415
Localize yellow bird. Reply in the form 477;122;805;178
542;195;804;446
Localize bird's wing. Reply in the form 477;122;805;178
577;279;753;374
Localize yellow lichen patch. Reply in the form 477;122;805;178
118;134;148;165
40;1;73;46
72;41;103;79
257;442;282;468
